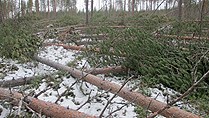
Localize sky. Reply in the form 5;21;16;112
76;0;99;11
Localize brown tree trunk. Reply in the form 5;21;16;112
132;0;135;15
0;88;96;118
53;0;56;17
0;66;126;88
33;56;200;118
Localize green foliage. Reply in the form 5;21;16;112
134;106;148;118
55;15;82;27
158;20;209;37
85;25;209;114
0;17;42;62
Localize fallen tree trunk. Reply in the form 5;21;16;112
0;88;96;118
75;41;98;46
45;43;88;51
44;43;100;52
0;75;48;87
85;66;127;75
0;66;126;87
33;55;200;118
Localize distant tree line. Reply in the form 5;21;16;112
0;0;208;23
0;0;77;22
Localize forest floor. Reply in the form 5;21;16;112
0;33;198;117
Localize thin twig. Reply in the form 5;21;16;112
76;90;92;110
55;63;100;103
148;70;209;118
105;104;127;118
99;76;134;118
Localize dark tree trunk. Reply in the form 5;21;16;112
91;0;93;19
86;0;89;25
132;0;135;15
0;0;3;23
53;0;56;17
178;0;182;21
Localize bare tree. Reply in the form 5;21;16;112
86;0;89;25
47;0;50;18
132;0;135;15
35;0;39;15
27;0;33;14
52;0;56;17
21;0;26;16
40;0;46;17
91;0;94;19
0;0;2;23
178;0;182;21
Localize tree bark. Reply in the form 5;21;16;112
132;0;135;15
178;0;182;21
0;75;49;88
53;0;56;17
85;0;89;25
0;0;3;23
47;0;50;18
33;56;200;118
0;66;126;87
0;88;96;118
91;0;93;19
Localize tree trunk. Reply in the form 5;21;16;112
33;56;200;118
132;0;135;15
178;0;182;21
0;0;3;23
86;0;89;25
91;0;93;19
124;0;126;11
35;0;39;15
47;0;50;18
0;88;96;118
183;0;191;19
53;0;56;17
128;0;131;12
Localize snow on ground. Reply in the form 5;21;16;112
0;43;195;118
0;45;138;117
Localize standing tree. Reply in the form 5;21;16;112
47;0;50;18
128;0;131;11
40;0;46;17
27;0;33;14
52;0;56;17
91;0;93;19
0;0;2;23
178;0;182;21
35;0;39;15
21;0;26;16
85;0;89;25
132;0;135;15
